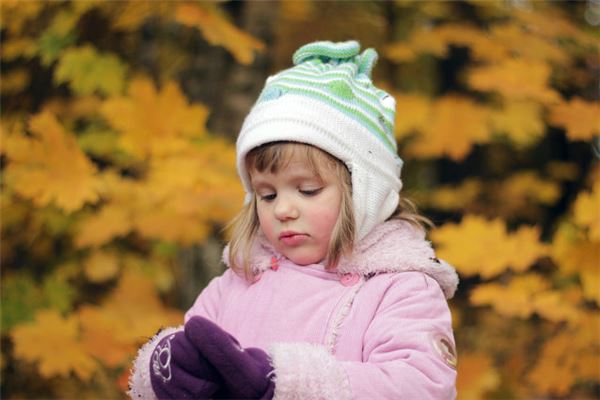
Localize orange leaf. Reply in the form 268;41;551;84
84;250;120;283
431;215;548;278
101;77;210;159
470;274;549;318
456;353;500;400
4;112;100;212
573;182;600;241
489;101;545;148
11;309;97;380
468;59;560;103
407;96;490;161
175;3;265;65
549;97;600;142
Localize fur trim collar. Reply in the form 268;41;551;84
223;220;458;299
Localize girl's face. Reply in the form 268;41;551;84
250;152;342;266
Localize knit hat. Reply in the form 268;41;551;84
237;40;403;240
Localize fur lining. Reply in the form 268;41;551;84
325;281;364;354
127;326;182;400
223;220;459;299
268;342;352;400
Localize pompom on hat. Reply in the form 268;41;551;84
237;40;403;240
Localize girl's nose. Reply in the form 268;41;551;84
274;195;299;221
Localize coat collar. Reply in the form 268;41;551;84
223;220;459;299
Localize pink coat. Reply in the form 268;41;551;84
129;220;459;399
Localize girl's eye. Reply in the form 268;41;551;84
300;188;323;196
260;193;276;202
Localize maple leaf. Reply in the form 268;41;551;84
0;0;46;35
468;59;560;103
393;93;431;139
37;9;79;66
426;179;482;211
78;270;182;368
527;331;578;395
431;215;548;279
470;274;550;318
78;305;137;368
0;69;30;94
573;182;600;241
101;77;210;159
103;1;175;32
552;223;600;305
4;112;100;212
489;101;545;148
456;353;500;400
407;95;491;161
84;250;120;283
55;46;127;96
11;309;97;380
489;23;569;65
548;97;600;141
175;2;265;65
1;37;37;61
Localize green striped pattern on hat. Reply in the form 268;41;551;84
256;41;398;153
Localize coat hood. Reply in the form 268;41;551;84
223;220;459;299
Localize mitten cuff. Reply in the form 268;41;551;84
127;326;182;400
268;342;351;400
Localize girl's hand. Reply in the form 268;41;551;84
149;327;223;399
185;316;275;399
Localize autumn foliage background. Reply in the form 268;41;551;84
1;1;599;398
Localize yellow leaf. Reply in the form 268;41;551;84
407;96;490;161
105;1;175;31
101;77;209;159
84;250;120;283
573;182;600;240
11;309;97;380
4;112;100;212
470;274;549;318
427;179;482;211
101;271;183;343
456;353;500;400
55;46;127;96
489;101;545;147
489;23;569;65
175;3;265;65
0;0;45;35
527;332;578;395
548;97;600;141
1;38;37;61
531;289;582;323
431;215;548;278
78;306;136;368
76;204;132;248
552;223;600;305
393;93;431;139
0;69;30;94
468;59;560;103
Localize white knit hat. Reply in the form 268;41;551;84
237;40;403;240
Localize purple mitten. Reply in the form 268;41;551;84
149;329;223;399
185;316;275;399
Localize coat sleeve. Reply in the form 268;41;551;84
267;272;457;400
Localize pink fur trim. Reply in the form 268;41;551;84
268;342;352;400
223;221;459;299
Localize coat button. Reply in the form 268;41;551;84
340;273;360;286
270;256;279;271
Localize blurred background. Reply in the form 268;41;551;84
1;0;598;398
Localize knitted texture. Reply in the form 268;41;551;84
237;40;403;240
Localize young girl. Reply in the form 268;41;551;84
128;40;459;400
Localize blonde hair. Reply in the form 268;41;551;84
227;142;430;280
